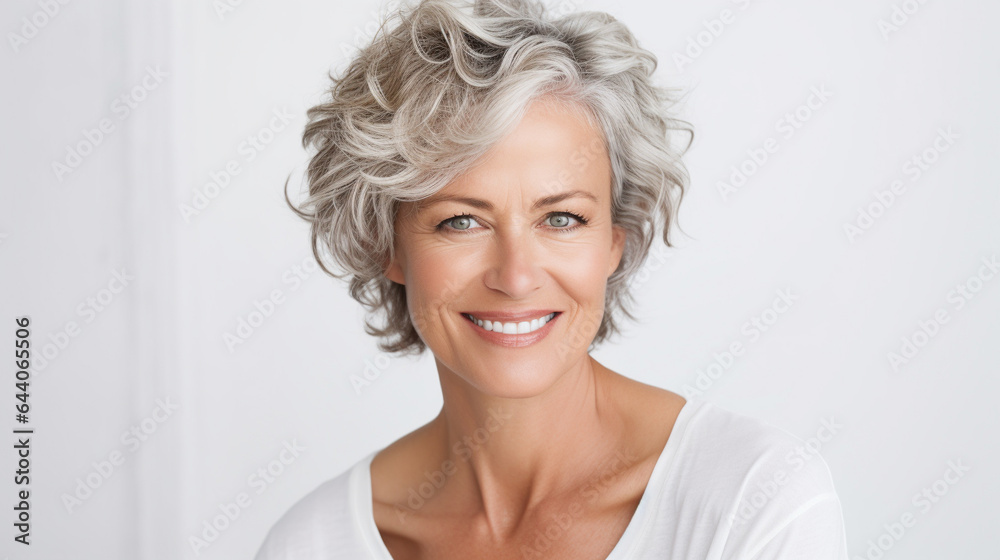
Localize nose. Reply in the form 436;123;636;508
483;230;544;298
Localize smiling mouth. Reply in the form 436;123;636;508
462;312;560;335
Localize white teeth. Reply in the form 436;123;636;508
466;313;556;335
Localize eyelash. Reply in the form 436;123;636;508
436;211;590;233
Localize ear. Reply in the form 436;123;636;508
384;251;405;285
608;225;626;278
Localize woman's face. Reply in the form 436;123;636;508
385;98;625;397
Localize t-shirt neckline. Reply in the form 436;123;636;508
350;395;706;559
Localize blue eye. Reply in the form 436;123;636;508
441;215;479;230
436;211;589;233
547;214;575;228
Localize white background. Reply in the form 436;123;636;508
1;0;998;558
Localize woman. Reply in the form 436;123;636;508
256;0;849;558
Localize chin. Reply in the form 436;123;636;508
438;354;571;398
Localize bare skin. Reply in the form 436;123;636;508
377;96;685;559
371;368;686;560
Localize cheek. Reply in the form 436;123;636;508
549;241;614;296
537;247;610;354
408;244;477;292
401;246;474;335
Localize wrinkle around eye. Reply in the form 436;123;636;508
438;214;485;232
437;212;588;235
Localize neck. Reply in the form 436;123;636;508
428;353;632;538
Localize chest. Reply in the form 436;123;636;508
377;498;640;560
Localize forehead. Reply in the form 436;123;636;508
426;98;612;205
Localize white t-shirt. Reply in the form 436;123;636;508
253;396;849;559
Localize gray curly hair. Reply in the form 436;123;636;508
287;0;692;357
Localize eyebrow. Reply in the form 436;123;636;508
420;189;598;211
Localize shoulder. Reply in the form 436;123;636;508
605;370;688;458
676;400;830;473
252;455;369;560
677;400;842;503
674;400;848;558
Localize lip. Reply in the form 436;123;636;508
462;309;559;322
462;311;561;348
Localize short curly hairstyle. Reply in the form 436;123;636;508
288;0;692;357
